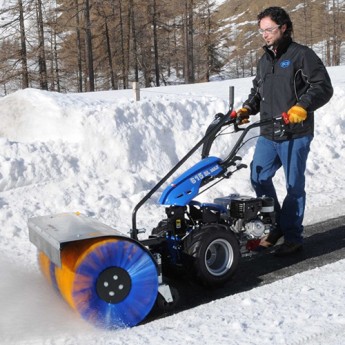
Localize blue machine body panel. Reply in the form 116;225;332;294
159;156;224;206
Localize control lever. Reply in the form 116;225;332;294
228;155;242;166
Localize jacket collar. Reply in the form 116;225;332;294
263;36;293;59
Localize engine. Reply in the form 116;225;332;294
150;194;276;266
215;194;275;238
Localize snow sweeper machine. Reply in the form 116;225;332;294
28;87;289;329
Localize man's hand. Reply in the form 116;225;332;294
287;105;307;123
235;107;250;124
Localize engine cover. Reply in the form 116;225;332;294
229;196;262;221
244;219;266;238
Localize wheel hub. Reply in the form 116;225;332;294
205;239;233;276
96;266;132;303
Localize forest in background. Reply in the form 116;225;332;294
0;0;344;94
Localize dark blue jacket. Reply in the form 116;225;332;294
243;37;333;140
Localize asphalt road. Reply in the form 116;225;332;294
146;215;345;321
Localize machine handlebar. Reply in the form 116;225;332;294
201;111;289;159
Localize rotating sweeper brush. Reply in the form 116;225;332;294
28;213;160;329
28;87;289;329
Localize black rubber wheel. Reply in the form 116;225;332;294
185;225;240;286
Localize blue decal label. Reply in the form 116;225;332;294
190;164;220;184
280;60;291;68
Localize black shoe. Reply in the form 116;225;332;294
265;230;283;246
274;242;303;257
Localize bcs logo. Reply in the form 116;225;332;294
280;60;291;68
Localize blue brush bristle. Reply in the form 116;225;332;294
72;239;158;329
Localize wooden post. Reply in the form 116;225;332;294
133;82;140;101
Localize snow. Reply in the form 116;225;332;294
1;65;345;344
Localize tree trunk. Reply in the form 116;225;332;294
18;0;29;88
184;0;194;84
104;19;116;89
36;0;48;90
119;0;128;89
74;0;83;92
152;0;160;86
129;0;139;83
84;0;95;91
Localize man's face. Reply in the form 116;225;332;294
259;17;286;48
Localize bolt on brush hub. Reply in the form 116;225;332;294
96;266;132;303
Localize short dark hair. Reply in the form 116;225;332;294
257;7;293;38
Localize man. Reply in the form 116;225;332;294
236;7;333;256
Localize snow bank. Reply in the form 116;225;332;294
1;65;345;344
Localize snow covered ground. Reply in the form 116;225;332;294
1;66;345;344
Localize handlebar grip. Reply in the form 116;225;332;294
282;112;289;124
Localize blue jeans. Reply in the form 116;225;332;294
250;135;313;244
